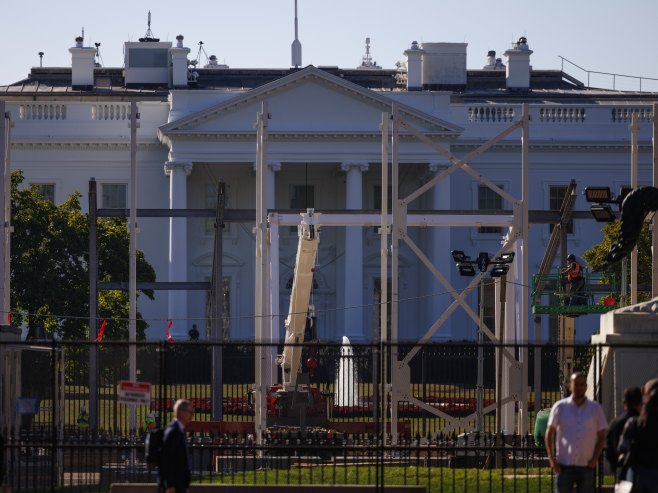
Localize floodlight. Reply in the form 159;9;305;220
476;252;491;273
451;250;469;263
496;252;515;264
490;264;509;277
590;205;616;222
585;187;612;203
457;262;476;276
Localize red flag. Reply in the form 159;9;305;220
165;319;174;343
7;312;10;324
95;319;107;342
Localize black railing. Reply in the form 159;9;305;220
1;340;650;492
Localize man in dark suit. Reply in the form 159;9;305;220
159;399;194;493
606;386;642;472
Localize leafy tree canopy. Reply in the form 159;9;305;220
10;171;155;340
583;220;652;303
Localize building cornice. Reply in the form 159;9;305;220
10;140;164;151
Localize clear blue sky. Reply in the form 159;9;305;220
2;0;658;90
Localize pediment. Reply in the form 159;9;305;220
158;66;462;141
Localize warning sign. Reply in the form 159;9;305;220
118;381;152;406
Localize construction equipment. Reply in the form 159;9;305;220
271;209;327;427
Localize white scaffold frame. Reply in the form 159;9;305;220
253;103;531;443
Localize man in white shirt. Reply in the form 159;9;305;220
546;372;608;493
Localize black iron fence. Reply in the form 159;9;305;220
1;340;652;492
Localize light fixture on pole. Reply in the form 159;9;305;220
584;186;630;222
450;250;514;433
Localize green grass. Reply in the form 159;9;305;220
195;465;553;492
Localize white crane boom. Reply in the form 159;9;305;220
279;209;320;389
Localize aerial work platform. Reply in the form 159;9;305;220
531;271;617;316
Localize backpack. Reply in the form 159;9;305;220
145;428;164;468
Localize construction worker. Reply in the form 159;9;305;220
561;254;585;305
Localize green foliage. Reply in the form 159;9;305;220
10;170;155;340
583;220;652;303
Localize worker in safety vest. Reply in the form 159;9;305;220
561;254;585;305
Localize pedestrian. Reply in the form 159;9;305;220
606;386;642;473
545;372;608;493
616;378;658;493
561;254;585;305
159;399;194;493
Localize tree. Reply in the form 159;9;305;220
583;220;652;303
9;171;155;340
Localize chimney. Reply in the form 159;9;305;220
69;36;96;88
504;37;533;90
484;50;496;69
404;41;424;91
170;35;191;88
420;42;467;89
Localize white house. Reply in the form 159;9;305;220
1;33;656;343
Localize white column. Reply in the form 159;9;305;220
427;162;452;340
164;161;192;338
341;162;368;341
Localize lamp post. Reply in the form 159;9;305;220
451;250;514;433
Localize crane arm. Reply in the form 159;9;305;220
278;209;320;389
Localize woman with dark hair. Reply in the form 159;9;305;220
617;379;658;493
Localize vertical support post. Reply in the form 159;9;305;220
88;180;98;430
390;103;400;444
0;102;10;324
379;111;389;444
211;180;225;421
630;112;638;305
254;101;269;444
518;103;530;435
269;217;280;386
652;103;658;298
495;274;506;434
476;277;484;433
128;101;138;431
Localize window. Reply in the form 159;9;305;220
289;185;314;232
205;183;231;234
373;185;392;212
478;185;503;234
128;48;169;68
289;185;314;210
101;184;127;209
549;185;574;234
32;183;55;204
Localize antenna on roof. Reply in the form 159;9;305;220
139;11;160;42
94;42;104;67
291;0;302;68
356;37;381;70
38;51;44;68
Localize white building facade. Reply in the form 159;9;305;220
1;35;656;343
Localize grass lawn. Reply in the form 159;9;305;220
193;465;615;492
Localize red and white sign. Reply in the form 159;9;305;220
118;381;152;406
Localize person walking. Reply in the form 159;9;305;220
545;372;608;493
617;378;658;493
159;399;194;493
606;387;642;473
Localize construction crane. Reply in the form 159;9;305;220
270;209;326;427
278;208;320;388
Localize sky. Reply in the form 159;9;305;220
2;0;658;91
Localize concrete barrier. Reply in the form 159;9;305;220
109;484;427;493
